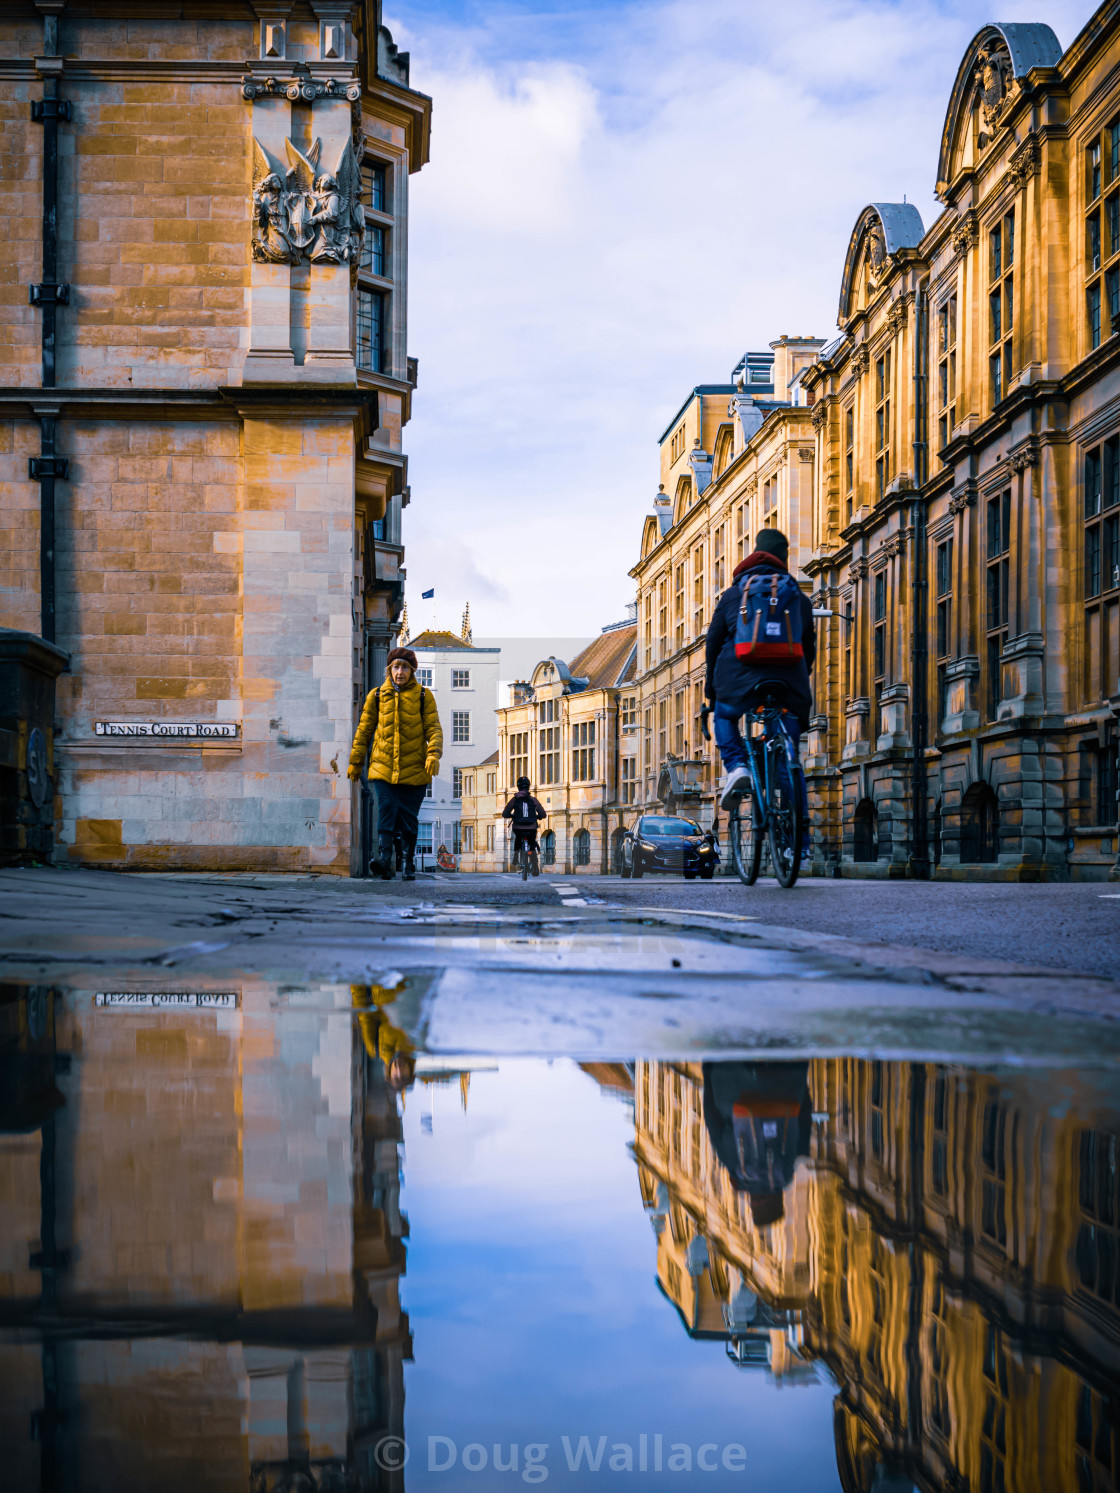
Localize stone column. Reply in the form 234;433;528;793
304;96;356;383
243;93;296;382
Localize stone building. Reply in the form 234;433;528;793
800;12;1120;879
0;0;430;874
627;1056;1120;1490
407;627;499;859
0;977;411;1488
627;339;824;845
457;621;637;874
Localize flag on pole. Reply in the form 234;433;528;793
422;588;434;599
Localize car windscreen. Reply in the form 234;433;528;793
640;817;701;838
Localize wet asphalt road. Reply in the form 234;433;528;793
589;872;1120;980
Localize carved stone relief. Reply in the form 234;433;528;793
951;209;979;260
975;40;1013;145
1007;133;1041;191
810;399;829;431
1009;440;1039;472
798;446;815;462
848;557;869;584
251;133;364;267
948;482;977;515
852;344;871;376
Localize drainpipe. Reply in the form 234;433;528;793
31;4;70;645
909;289;930;879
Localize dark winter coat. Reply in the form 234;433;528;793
704;551;816;727
502;791;546;831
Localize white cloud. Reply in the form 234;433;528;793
389;0;1087;635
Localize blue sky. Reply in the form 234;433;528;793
389;0;1087;635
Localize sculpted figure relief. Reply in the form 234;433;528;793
251;134;364;267
976;41;1012;143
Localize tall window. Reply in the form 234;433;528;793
986;490;1011;719
989;209;1014;405
1084;435;1120;702
643;707;652;778
362;159;388;212
485;770;496;795
980;1326;1009;1493
980;1094;1010;1249
621;695;637;728
357;287;385;373
621;758;637;805
843;599;853;703
462;823;474;853
539;698;555;723
643;595;653;672
451;669;470;689
452;710;470;743
674;562;685;651
539;724;560;785
692;543;705;633
1076;1128;1120;1306
763;475;777;518
360;224;386;276
452;820;461;855
657;576;668;661
1076;1382;1118;1493
930;1068;949;1196
1087;117;1120;351
572;721;596;780
873;570;887;737
713;525;726;593
875;349;891;499
844;406;855;520
670;424;686;463
452;766;463;799
735;504;745;563
573;828;592;866
508;731;528;785
936;537;953;721
937;293;958;450
657;698;667;764
673;689;685;756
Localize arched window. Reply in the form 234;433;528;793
541;830;556;865
960;783;999;863
714;425;736;477
610;826;627;873
573;829;591;866
853;799;878;862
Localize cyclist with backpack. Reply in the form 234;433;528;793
501;776;547;876
704;527;815;832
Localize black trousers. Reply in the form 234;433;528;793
372;780;426;842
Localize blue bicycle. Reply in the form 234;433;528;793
705;688;805;888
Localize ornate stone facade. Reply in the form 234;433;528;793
0;0;431;873
798;12;1120;880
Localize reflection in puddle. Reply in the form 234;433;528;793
0;979;1117;1490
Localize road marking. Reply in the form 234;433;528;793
1099;894;1120;899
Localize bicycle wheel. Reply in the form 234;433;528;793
767;755;804;889
730;798;763;885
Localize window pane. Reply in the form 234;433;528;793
1105;437;1119;510
989;225;1002;281
360;223;386;276
1004;208;1014;265
362;160;387;212
1087;448;1102;518
1086;525;1102;597
1105;513;1119;590
357;287;384;372
1005;277;1013;331
1089;211;1102;272
1090;140;1102;201
990;290;1002;343
1108;194;1120;258
990;351;1002;404
1088;282;1102;350
1107;266;1120;333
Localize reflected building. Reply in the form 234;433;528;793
0;978;411;1492
630;1057;1120;1490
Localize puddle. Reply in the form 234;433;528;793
1;976;1118;1490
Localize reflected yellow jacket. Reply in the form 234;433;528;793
351;983;415;1068
349;676;442;786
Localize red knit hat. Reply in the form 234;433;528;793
387;647;418;670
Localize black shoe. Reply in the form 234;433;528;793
530;852;540;877
376;835;395;881
402;834;417;881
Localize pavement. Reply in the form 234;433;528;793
1;865;1118;1065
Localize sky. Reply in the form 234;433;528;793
388;0;1088;636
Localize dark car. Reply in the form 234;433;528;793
619;814;718;880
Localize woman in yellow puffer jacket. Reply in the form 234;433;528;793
347;647;443;881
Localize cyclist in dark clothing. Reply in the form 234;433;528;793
501;776;547;876
704;527;815;815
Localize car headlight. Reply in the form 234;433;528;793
639;841;655;852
